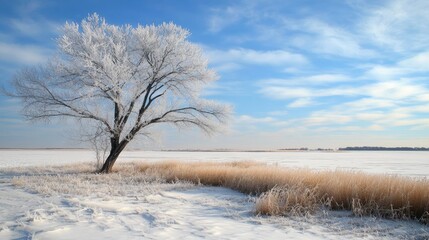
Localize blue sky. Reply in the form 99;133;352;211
1;0;428;149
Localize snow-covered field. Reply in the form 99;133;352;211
2;149;428;177
0;150;428;239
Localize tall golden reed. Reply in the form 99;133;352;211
137;161;429;223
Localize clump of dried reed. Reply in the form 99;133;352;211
137;161;429;223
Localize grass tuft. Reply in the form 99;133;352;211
136;161;429;224
255;185;321;217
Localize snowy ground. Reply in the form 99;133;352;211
1;149;428;177
0;150;428;239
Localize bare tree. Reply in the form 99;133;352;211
9;14;230;173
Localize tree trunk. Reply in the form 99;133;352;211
98;151;119;173
98;140;128;173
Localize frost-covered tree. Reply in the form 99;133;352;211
10;14;230;173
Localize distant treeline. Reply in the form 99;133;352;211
279;148;335;151
279;148;309;151
339;146;429;151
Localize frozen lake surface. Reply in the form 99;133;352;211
0;149;428;177
0;149;428;239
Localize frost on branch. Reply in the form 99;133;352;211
10;13;231;173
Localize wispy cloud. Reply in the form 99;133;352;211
0;9;60;67
206;48;308;66
260;79;428;101
8;17;61;39
206;0;429;60
256;46;429;131
260;74;352;87
0;42;52;65
1;0;428;148
206;0;429;131
206;1;379;59
340;98;397;111
365;51;429;80
14;0;45;15
208;6;244;33
359;0;429;52
205;47;308;72
288;98;314;108
201;81;244;97
236;115;277;124
294;95;429;131
285;18;377;58
232;114;294;131
206;0;272;33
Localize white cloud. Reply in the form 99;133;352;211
417;94;429;102
206;0;429;59
304;74;351;83
15;0;44;15
0;15;59;66
304;113;353;126
260;76;428;102
259;82;365;100
210;62;241;72
268;110;288;116
288;98;313;108
232;114;297;130
206;1;273;33
359;0;429;52
366;51;429;80
355;112;385;121
329;125;384;132
286;18;377;58
259;74;352;87
341;98;396;111
257;60;429;131
207;2;379;59
208;6;244;33
236;115;277;124
365;66;404;81
9;18;60;38
391;119;429;127
295;97;428;130
206;48;308;68
201;81;243;96
387;105;429;118
260;86;315;99
203;0;429;137
0;42;52;65
398;51;429;71
364;81;427;100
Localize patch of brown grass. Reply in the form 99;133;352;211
136;161;429;223
255;184;322;217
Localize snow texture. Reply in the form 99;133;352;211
0;150;428;239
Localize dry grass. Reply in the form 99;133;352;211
8;163;193;197
255;184;323;217
136;161;429;223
